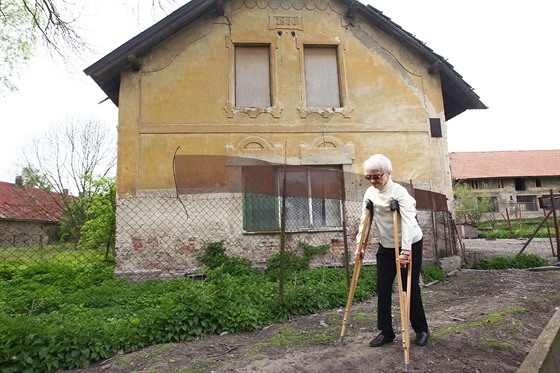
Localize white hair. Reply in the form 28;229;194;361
362;154;392;173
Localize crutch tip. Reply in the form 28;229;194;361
403;363;412;372
337;336;345;344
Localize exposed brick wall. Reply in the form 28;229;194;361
114;192;449;280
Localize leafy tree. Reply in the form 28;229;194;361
0;0;36;92
77;176;116;255
0;0;176;92
20;166;51;189
453;182;491;226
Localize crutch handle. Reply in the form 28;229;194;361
366;199;374;212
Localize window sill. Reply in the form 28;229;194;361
298;105;353;119
242;227;344;235
224;101;282;118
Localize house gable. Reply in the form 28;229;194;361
85;0;487;196
84;0;486;121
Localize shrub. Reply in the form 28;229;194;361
421;267;445;284
264;241;330;281
513;253;548;268
474;253;547;270
196;241;254;277
265;251;308;281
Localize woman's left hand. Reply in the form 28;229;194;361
398;254;409;268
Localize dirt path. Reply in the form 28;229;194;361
68;268;560;373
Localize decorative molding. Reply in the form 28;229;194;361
299;136;354;165
242;0;330;11
269;15;304;30
225;136;285;164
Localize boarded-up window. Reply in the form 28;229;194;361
235;46;271;107
304;47;340;107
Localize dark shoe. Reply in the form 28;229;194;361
415;331;429;346
369;333;395;347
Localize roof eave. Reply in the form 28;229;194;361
83;0;217;106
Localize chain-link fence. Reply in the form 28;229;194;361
2;158;558;281
455;196;560;266
113;191;459;282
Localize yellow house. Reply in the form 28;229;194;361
85;0;485;279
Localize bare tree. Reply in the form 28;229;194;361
20;116;116;242
23;116;116;196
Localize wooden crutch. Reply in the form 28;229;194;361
338;199;374;343
391;199;413;373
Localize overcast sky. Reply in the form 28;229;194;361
1;0;559;182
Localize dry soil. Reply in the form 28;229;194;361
66;268;560;373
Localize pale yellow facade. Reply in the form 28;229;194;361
117;0;450;197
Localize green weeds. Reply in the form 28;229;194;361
0;241;497;372
474;253;548;269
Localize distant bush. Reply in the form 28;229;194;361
474;253;548;270
421;267;445;283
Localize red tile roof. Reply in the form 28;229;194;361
449;150;560;180
0;180;66;223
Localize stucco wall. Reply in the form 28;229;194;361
117;0;451;195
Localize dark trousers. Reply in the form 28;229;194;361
375;239;428;336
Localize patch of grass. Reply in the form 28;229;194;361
422;267;445;283
474;254;547;270
182;359;216;373
432;307;526;339
346;310;376;327
478;217;560;239
480;335;514;350
503;321;524;332
148;354;182;365
254;324;336;353
528;293;560;303
501;306;526;314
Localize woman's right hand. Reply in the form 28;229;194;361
354;245;364;259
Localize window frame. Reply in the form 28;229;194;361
296;34;352;118
516;195;538;211
225;36;281;118
303;46;341;108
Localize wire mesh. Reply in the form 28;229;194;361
1;157;558;281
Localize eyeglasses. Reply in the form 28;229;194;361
365;173;385;181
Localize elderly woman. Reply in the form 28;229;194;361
355;154;429;347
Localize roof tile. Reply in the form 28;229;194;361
0;181;67;223
449;150;560;179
